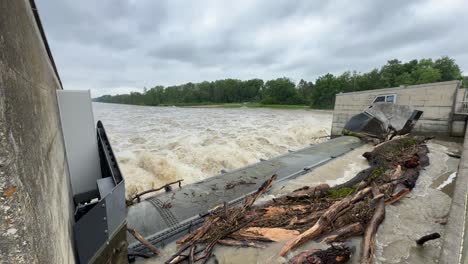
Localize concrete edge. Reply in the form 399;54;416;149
439;127;468;264
335;80;461;97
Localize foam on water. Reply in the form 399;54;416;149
93;103;332;198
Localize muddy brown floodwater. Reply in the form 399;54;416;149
93;103;332;199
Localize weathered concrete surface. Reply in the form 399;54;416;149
0;0;75;263
439;128;468;264
332;81;463;137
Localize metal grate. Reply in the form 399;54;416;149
147;197;179;227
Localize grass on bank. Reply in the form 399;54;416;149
160;102;314;109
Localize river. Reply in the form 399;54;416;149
93;103;459;264
93;103;332;199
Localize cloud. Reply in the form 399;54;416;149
36;0;468;96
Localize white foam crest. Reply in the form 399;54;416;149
436;171;457;190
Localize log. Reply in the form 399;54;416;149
385;188;410;205
288;249;319;264
244;175;277;208
279;187;372;256
262;205;309;218
127;179;184;205
286;184;330;200
167;244;204;264
127;227;160;256
128;251;151;259
320;222;364;243
177;217;220;244
288;210;325;226
195;242;216;263
288;246;351;264
217;238;267;248
416;232;440;245
166;244;192;264
360;187;385;264
232;227;300;242
189;245;196;264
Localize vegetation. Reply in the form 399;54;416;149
94;56;464;109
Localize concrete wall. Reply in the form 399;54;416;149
439;126;468;264
331;80;463;137
0;0;75;263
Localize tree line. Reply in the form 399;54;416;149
94;56;465;109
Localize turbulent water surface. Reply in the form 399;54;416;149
93;103;332;198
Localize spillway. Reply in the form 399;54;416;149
127;136;363;255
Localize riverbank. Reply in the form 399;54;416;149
178;103;309;109
93;101;333;111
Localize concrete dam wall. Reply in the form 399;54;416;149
0;0;75;263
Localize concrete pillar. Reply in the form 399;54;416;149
0;0;75;263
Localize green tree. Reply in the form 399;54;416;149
380;59;405;87
262;78;302;104
296;79;314;102
411;59;441;84
434;56;462;81
310;74;342;109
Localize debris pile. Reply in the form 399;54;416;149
162;136;430;263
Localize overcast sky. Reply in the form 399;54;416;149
37;0;468;97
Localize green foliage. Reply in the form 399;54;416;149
433;56;462;81
306;56;462;109
261;77;304;105
368;166;386;182
327;186;357;198
93;56;463;109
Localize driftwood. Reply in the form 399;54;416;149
279;187;372;256
360;187;385;264
217;238;267;248
288;245;351;264
127;179;183;206
416;232;441;245
286;184;330;200
385;188;410;205
127;227;161;256
321;222;364;244
288;210;325;226
244;175;277;208
231;227;299;242
128;251;151;259
168;175;277;263
163;137;430;263
177;217;220;245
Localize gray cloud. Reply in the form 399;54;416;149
36;0;468;96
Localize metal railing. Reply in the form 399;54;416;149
458;101;468;113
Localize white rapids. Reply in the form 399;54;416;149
93;103;332;199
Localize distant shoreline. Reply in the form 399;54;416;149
94;101;333;111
